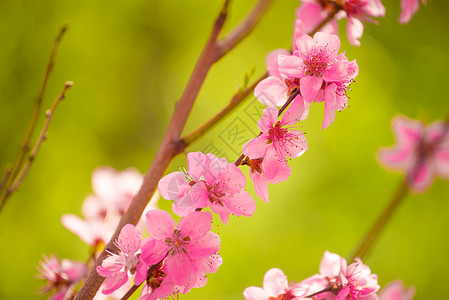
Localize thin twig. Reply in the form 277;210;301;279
0;25;68;207
214;0;274;61
350;114;449;261
182;72;265;146
1;82;73;205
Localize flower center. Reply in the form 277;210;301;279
164;229;191;255
303;50;329;77
207;183;227;206
267;121;288;145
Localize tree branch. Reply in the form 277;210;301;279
214;0;273;61
0;25;67;210
2;82;73;203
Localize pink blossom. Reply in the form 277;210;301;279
242;102;307;162
37;255;87;300
139;253;222;300
294;1;339;41
341;0;385;46
241;102;306;202
243;268;305;300
399;0;426;24
141;210;221;291
158;152;256;224
242;156;291;203
379;280;415;300
62;167;155;247
295;0;385;46
97;224;148;294
298;251;379;300
377;116;449;193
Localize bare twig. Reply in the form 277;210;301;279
214;0;274;61
3;82;73;202
182;71;266;146
0;25;68;209
120;284;140;300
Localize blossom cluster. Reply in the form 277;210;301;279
243;251;414;300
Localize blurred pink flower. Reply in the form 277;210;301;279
37;255;87;300
399;0;426;24
61;167;156;247
243;268;305;300
379;280;415;300
158;152;256;224
97;224;148;295
378;116;449;193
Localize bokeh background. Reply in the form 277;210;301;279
1;0;448;299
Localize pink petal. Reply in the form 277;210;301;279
281;97;305;125
140;238;167;266
205;153;230;181
314;32;341;60
187;151;209;179
283;130;308;158
265;160;291;184
145;209;176;240
263;268;288;297
322;84;338;129
346;16;364;47
61;214;95;246
258;105;279;132
300;76;323;102
399;0;420;24
251;171;269;203
158;172;189;201
187;231;221;259
262;148;288;180
319;251;345;278
323;61;348;82
209;203;230;224
254;77;289;106
435;146;449;178
117;224;141;255
172;202;198;217
278;54;304;78
266;49;291;78
243;286;269;300
379;280;415;300
134;261;148;285
295;34;315;58
409;160;436;193
224;190;256;217
100;272;128;295
177;211;213;240
242;135;269;159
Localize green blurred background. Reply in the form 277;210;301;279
1;0;448;299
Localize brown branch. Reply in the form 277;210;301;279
120;284;141;300
2;82;73;203
214;0;274;61
182;71;266;146
0;25;67;209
